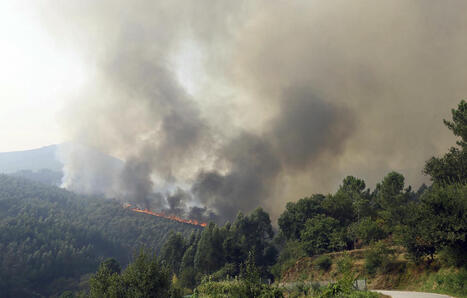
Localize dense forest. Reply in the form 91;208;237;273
1;101;466;297
0;176;201;297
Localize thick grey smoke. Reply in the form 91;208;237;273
38;0;467;221
193;132;281;220
58;143;123;196
192;92;353;220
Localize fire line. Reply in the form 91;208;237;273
124;203;207;227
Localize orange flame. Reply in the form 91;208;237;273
124;203;207;227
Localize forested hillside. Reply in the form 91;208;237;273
10;169;63;186
0;175;201;297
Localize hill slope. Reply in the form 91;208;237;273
0;175;201;297
279;248;466;298
0;145;62;173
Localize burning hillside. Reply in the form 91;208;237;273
124;203;207;227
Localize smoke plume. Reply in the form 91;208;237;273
38;0;467;222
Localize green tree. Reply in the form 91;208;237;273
242;251;261;285
444;99;467;147
232;208;276;268
364;241;395;275
375;172;410;229
89;259;121;298
398;201;437;263
278;194;325;240
160;232;186;274
179;232;200;289
400;184;467;265
102;258;121;274
300;214;344;255
322;176;370;227
424;100;467;185
194;223;225;275
121;250;172;298
349;217;386;246
89;250;180;298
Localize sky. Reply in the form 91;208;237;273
1;0;466;221
0;1;86;152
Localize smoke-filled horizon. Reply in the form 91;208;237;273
38;0;467;222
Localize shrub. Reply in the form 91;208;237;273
336;253;353;274
314;255;332;271
349;217;386;245
319;274;378;298
89;250;180;298
364;241;395;275
422;268;467;297
210;263;237;282
270;240;306;280
300;215;343;256
59;291;74;298
438;246;467;268
195;279;249;297
180;267;197;289
195;279;283;298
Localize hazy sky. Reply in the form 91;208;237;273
0;1;86;152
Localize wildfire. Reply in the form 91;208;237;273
124;203;207;227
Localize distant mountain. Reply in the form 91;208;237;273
0;144;123;189
0;144;62;173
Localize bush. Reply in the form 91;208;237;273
438;245;467;268
336;253;353;274
318;274;378;298
364;241;395;275
180;267;197;289
195;279;249;297
196;253;283;298
422;268;467;297
300;215;343;256
195;279;283;298
89;250;180;298
270;240;306;280
210;263;238;282
349;217;386;245
59;291;74;298
314;255;332;271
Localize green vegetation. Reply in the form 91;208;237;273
271;100;466;297
195;279;283;298
0;175;200;297
89;250;181;298
313;255;332;272
424;100;467;185
318;277;379;298
420;268;467;297
0;100;465;297
364;241;395;275
194;253;283;297
11;168;62;186
160;208;278;290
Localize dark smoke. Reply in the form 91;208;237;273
269;87;355;170
166;188;189;216
193;132;281;220
192;93;353;221
38;0;467;222
119;157;154;209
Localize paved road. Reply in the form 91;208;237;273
372;290;452;298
